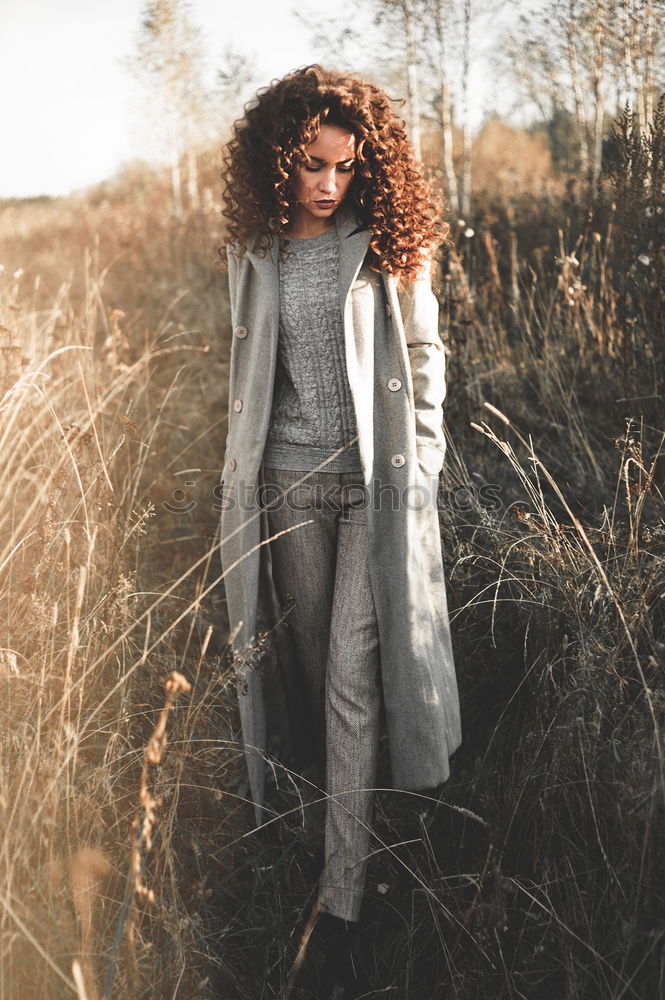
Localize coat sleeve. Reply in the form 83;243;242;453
397;257;448;477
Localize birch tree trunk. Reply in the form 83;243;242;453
403;0;422;160
441;75;459;215
460;0;472;220
127;1;208;222
187;148;199;211
644;0;654;127
591;0;606;186
622;0;635;117
168;115;183;221
565;0;590;176
432;0;459;214
632;0;647;131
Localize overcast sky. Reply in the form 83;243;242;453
0;0;513;199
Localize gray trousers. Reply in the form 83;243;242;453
263;466;381;923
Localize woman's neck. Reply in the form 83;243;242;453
285;208;336;240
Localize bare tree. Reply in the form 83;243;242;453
502;0;665;180
125;0;208;218
213;43;260;150
403;0;423;159
590;0;606;185
501;21;564;124
423;0;500;218
428;0;460;213
215;44;256;120
460;0;472;218
565;0;591;175
502;0;611;178
622;0;637;133
644;0;655;127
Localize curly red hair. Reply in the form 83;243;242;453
221;65;446;280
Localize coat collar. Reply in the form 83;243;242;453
333;200;371;242
334;203;373;313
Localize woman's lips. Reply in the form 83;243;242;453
315;199;336;207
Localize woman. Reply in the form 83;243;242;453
219;64;462;995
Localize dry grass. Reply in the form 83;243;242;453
0;169;242;999
0;112;663;999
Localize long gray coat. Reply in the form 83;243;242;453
220;204;462;825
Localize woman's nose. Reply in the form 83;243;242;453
319;171;335;193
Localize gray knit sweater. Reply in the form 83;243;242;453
262;224;362;473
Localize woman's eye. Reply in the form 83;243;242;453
303;164;354;173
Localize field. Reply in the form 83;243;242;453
0;120;664;999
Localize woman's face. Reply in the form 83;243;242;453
289;124;356;232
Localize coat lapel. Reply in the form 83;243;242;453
244;205;371;311
333;205;374;480
335;204;372;315
242;234;281;468
244;230;281;304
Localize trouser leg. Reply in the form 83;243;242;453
264;467;382;922
264;467;336;773
318;480;381;923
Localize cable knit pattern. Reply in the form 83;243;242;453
263;225;362;473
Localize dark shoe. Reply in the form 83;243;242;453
318;913;360;999
283;906;370;1000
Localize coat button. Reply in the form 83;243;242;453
385;303;392;318
387;377;402;391
233;398;243;412
391;453;405;468
227;458;237;471
234;325;248;339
